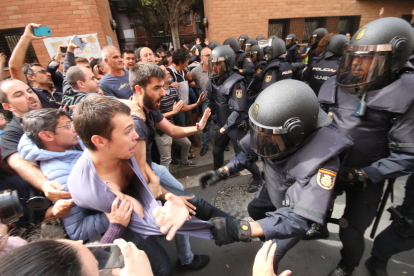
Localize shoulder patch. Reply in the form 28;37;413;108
236;90;243;98
256;68;262;74
298;49;301;53
316;168;336;190
265;75;272;82
246;58;252;62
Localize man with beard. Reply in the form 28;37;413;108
123;49;137;70
9;23;63;108
99;46;133;99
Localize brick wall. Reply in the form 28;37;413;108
0;0;119;67
203;0;414;44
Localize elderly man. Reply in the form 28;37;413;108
99;46;133;99
135;47;156;64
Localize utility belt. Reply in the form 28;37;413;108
388;206;414;238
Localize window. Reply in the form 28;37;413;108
0;28;38;66
402;14;413;26
185;11;193;26
268;19;289;39
302;17;325;43
338;16;361;37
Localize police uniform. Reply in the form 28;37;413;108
318;72;414;268
236;52;255;78
302;57;340;95
261;59;293;91
286;43;302;63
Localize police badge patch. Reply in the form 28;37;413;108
246;58;252;62
355;28;366;41
316;168;336;190
236;90;242;98
265;75;272;82
257;68;262;74
253;104;259;118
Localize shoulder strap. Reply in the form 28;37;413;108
219;73;245;95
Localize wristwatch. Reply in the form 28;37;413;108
356;169;367;182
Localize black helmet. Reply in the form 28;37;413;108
250;45;264;63
245;38;258;52
264;38;286;61
269;35;278;40
285;34;297;47
249;79;329;159
239;35;249;48
336;17;414;90
256;35;266;41
209;41;220;50
321;34;349;59
310;28;328;46
223;37;241;53
208;45;236;80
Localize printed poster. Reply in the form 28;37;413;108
43;33;101;62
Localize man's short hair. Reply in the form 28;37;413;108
23;108;70;149
75;57;90;65
122;49;135;58
156;47;165;55
129;62;165;92
172;48;190;66
102;45;119;60
22;63;43;86
66;66;86;90
73;96;131;151
159;56;169;66
0;78;21;103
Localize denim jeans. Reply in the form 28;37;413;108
123;229;172;276
173;111;187;127
201;101;212;149
151;162;194;264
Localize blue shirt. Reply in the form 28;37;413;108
99;70;132;99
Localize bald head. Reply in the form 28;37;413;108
138;47;155;64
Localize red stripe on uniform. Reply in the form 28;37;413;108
319;169;336;177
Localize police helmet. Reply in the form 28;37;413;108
336;17;414;89
249;79;329;159
239;35;249;48
224;37;241;53
256;35;266;41
264;38;286;61
245;38;258;52
285;34;297;47
208;45;236;80
209;41;220;50
250;45;264;63
321;34;349;59
310;28;328;46
269;35;278;40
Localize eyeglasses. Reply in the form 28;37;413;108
33;69;47;75
55;121;73;130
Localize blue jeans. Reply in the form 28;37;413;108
173;111;187;127
201;101;211;149
151;162;194;264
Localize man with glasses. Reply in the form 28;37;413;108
9;23;63;109
191;47;212;156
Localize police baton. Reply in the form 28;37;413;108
370;178;395;239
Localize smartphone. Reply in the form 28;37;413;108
71;35;86;51
86;243;124;270
34;26;51;37
60;46;67;53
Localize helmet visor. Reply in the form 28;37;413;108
208;57;227;79
285;37;292;46
250;51;258;62
245;43;252;53
239;39;245;47
249;121;288;158
336;45;392;88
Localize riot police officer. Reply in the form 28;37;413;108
239;34;249;50
260;38;293;92
244;38;258;53
316;17;414;276
200;79;353;272
248;45;266;101
285;33;302;63
302;34;349;95
209;41;220;50
365;175;414;276
223;37;255;79
206;45;261;192
308;28;328;65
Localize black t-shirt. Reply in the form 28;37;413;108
1;116;24;161
132;109;164;164
32;87;63;109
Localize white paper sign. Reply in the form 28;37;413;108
43;33;101;62
106;35;113;46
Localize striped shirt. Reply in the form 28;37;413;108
160;86;180;124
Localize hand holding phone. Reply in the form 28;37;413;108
34;26;51;37
71;35;86;51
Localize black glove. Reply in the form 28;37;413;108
337;167;367;191
207;217;251;246
199;168;227;188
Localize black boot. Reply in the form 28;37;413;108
248;174;262;193
328;260;355;276
303;223;329;240
365;256;388;276
176;255;210;271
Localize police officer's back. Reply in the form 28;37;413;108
285;34;302;63
307;28;328;66
302;34;349;95
223;37;255;78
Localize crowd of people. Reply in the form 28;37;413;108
0;16;413;276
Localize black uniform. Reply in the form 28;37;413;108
301;57;340;95
286;43;302;63
261;59;293;91
236;52;255;77
206;71;257;177
318;73;414;267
